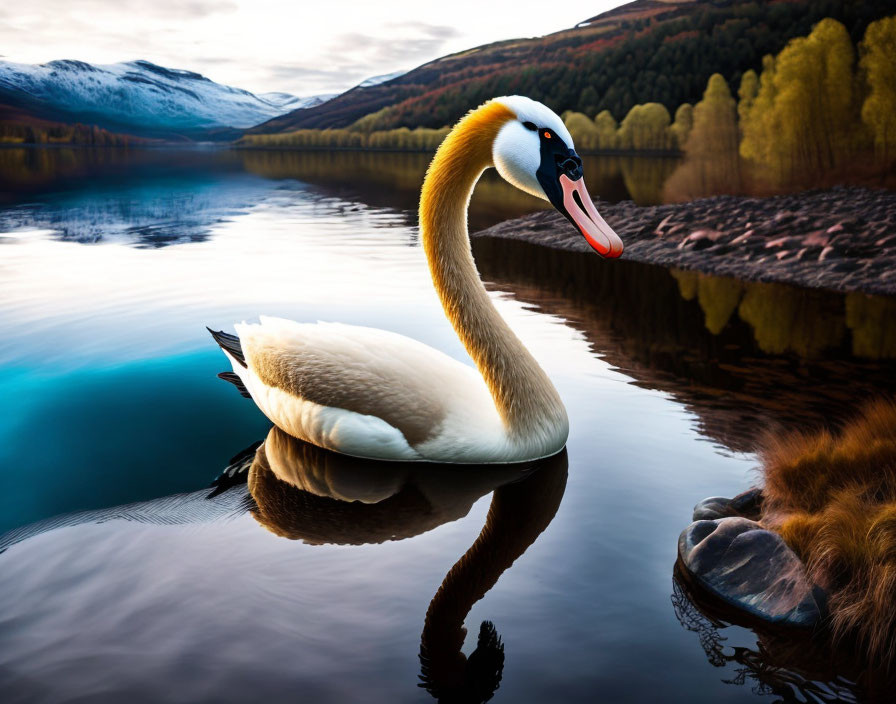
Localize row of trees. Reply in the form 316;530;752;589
0;121;139;146
665;15;896;198
238;126;451;151
563;103;693;152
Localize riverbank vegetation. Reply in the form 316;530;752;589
0;118;142;147
238;125;450;152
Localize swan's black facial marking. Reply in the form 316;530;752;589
522;120;537;131
534;129;584;218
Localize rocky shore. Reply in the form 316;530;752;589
473;186;896;296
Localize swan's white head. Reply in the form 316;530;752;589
491;96;624;258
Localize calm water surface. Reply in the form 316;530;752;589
1;148;894;703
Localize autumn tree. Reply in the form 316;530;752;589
564;111;601;151
737;69;759;128
593;111;619;150
740;18;859;183
669;103;693;150
860;15;896;164
616;103;672;151
664;73;741;200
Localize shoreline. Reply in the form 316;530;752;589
230;145;683;157
472;186;896;297
0;143;682;158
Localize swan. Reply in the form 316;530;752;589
209;96;624;463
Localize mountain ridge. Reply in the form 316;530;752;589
0;58;302;140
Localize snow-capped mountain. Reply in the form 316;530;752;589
0;59;303;137
259;91;336;112
355;70;408;88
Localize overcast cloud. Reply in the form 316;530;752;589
1;1;628;97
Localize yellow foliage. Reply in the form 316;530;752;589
860;16;896;163
616;102;673;151
564;110;620;152
238;125;450;151
594;110;619;149
845;292;896;359
737;281;846;357
740;18;860;183
737;69;759;127
563;111;602;151
696;274;744;334
350;107;394;133
664;74;741;200
669;103;693;150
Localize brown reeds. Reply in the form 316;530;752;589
759;399;896;665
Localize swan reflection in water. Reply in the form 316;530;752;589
1;425;567;703
247;426;568;702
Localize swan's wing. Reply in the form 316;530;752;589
235;317;496;455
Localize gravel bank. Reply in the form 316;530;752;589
473;186;896;296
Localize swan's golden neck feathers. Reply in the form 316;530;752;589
420;100;515;211
417;100;567;444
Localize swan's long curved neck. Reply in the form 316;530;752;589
419;103;566;438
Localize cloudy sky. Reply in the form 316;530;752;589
1;1;629;97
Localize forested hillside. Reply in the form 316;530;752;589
0;105;147;146
251;0;895;134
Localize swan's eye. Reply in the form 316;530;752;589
544;131;551;139
522;121;537;131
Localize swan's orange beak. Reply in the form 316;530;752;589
559;174;624;258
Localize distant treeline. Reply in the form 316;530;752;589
0;120;141;147
237;104;688;154
238;126;451;152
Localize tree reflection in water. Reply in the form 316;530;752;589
472;237;896;453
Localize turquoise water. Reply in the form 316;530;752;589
0;148;891;702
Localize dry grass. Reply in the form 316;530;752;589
760;399;896;665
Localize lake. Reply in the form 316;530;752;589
1;147;893;703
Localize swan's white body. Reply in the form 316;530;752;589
213;96;621;464
224;317;555;463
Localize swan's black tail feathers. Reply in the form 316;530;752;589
217;372;252;399
207;327;247;368
206;440;262;498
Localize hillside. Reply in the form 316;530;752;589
0;59;304;139
0;102;149;147
251;0;894;134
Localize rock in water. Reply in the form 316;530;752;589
678;517;824;628
692;487;763;521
